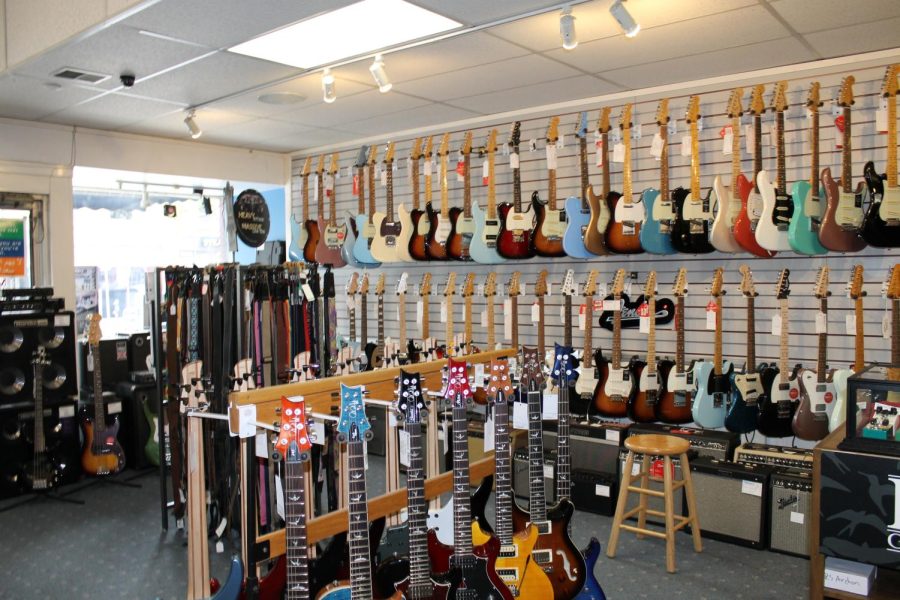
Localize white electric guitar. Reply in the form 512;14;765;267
755;81;794;251
574;270;601;399
600;269;633;400
829;265;867;432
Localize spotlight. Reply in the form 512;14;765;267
560;7;577;50
184;110;202;139
369;54;392;93
610;0;640;38
322;68;337;103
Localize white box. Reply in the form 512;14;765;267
824;557;877;595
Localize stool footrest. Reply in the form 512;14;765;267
626;485;664;497
630;474;687;490
672;516;693;532
619;523;667;539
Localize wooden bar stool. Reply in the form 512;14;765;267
606;434;703;573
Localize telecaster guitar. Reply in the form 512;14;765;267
861;65;900;248
755;81;795;252
497;122;536;259
792;266;834;441
757;269;800;438
562;112;597;258
341;145;370;268
691;268;732;429
710;88;745;253
470;129;507;264
725;266;764;434
639;99;677;255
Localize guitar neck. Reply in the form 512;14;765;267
424;155;433;206
817;298;827;382
731;115;742;198
486;296;495;349
810;111;820;189
537;298;546;357
493;397;513;545
329;174;337;226
526;387;547;520
451;402;473;556
612;296;622;365
422;295;430;340
675;297;685;373
776;111;786;192
548;166;558;211
361;296;368;343
411;159;421;211
746;297;757;367
556;383;571;501
753;114;763;191
464;296;473;351
349;301;357;343
487;151;497;218
623;127;633;201
646;297;656;374
357;167;366;214
405;422;432;587
347;439;373;598
33;360;45;452
583;299;593;369
377;296;385;346
445;297;454;352
714;297;723;374
317;173;325;217
564;296;573;348
302;175;310;221
659;126;669;200
386;164;395;220
368;164;376;224
463;154;472;218
285;460;311;600
891;299;899;380
779;299;790;382
511;297;519;350
601;131;610;196
92;342;104;424
690;120;700;198
853;298;864;371
398;294;407;350
579;136;589;210
842;106;852;194
889;94;898;188
440;154;449;218
512;144;522;212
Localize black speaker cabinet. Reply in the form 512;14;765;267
0;311;77;408
366;405;387;457
115;382;155;470
79;338;131;392
544;420;628;476
513;447;556;505
628;422;738;461
768;468;813;557
618;449;684;525
128;332;151;372
571;469;618;516
688;457;775;549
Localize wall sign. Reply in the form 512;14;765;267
232;189;270;248
0;219;25;277
598;293;675;330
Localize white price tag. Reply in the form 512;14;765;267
480;309;488;328
845;313;856;335
639;315;650;334
310;420;325;445
680;135;691;156
876;107;888;133
380;167;387;187
512;401;529;430
790;511;805;525
399;429;411;467
216;541;224;554
668;118;678;137
275;475;285;519
706;309;716;331
606;429;620;443
595;139;604;167
302;283;315;301
482;160;489;180
578;309;586;331
546;145;558;170
595;484;611;497
509;152;519;169
416;300;424;331
632;461;641;476
649;132;664;160
723;128;733;155
543;464;554;478
255;432;268;458
884;313;891;339
741;480;763;497
612;143;625;163
745;124;755;154
603;299;621;312
815;312;827;334
771;314;782;336
235;403;257;438
557;134;565;149
424;159;433;176
440;299;448;323
474;362;485;386
504;299;513;341
531;302;540;323
559;305;566;322
108;401;122;415
542;393;558;420
484;411;495;452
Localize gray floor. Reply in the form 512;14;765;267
0;460;809;600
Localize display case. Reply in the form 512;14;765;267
839;364;900;457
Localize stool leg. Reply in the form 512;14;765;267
681;452;703;553
663;456;676;574
636;453;651;539
607;450;635;558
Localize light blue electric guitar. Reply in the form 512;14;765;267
341;145;370;268
351;145;382;266
788;81;827;255
691;268;733;429
562;111;596;258
470;128;506;264
639;99;677;255
288;157;312;261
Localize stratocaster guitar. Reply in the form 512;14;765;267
409;136;432;261
303;155;324;263
657;268;696;424
447;131;475;261
289;157;312;261
671;96;714;253
725;266;764;434
829;265;868;433
606;104;645;253
755;81;795;252
335;273;360;376
594;270;633;418
562;112;597;258
639;99;677;255
342;145;371;268
710;87;745;253
80;314;126;476
497;122;536;259
691;268;733;429
470;128;506;264
861;64;900;247
629;271;672;423
371;141;414;263
585;108;613;255
788;82;828;255
352;146;383;266
757;269;800;438
574;270;602;417
532;116;567;257
426;133;452;260
316;152;348;266
792;266;834;441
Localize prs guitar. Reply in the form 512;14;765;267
428;359;512;600
289;157;312;261
497;122;536;259
80;314;126;476
470;128;506;264
788;82;828;255
639;99;677;255
710;88;745;253
732;84;776;257
607;103;645;253
511;347;587;600
657;268;696;424
426;133;453;260
314;153;348;267
574;270;602;416
562;112;597;258
371;142;414;263
819;75;868;252
725;265;764;434
629;271;672;423
829;265;867;433
793;266;834;441
757;269;800;438
594;269;633;418
691;268;733;429
672;95;714;254
755;81;795;252
302;156;322;263
585;108;613;255
862;64;900;247
532;116;567;257
341;145;371;268
409;136;432;261
447;131;475;261
352;146;383;266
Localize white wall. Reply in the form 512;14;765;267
0;1;7;72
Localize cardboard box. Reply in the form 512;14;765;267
824;557;877;595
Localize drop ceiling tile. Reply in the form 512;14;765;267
447;74;620;114
802;16;900;58
211;117;319;141
277;89;431;128
113;106;257;139
0;74;105;120
269;128;365;153
412;1;570;26
341;104;482;136
212;75;373;119
42;92;183;129
398;54;581;102
769;0;900;33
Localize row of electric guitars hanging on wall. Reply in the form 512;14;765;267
289;65;899;268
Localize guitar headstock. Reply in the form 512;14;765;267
583;269;599;297
561;269;577;297
485;129;498;155
301;156;313;176
336;383;371;443
882;64;900;98
329;152;339;175
438;132;451;157
806;82;822;112
316;154;325;175
576;111;588;139
444;358;472;407
484;272;497;298
597;107;612;134
738;265;757;297
814;265;830;300
443;272;457;298
32;344;48;365
276;395;312;463
384;141;396;165
375;273;385;297
507;271;522;297
181;361;205;409
619;103;633;132
546;116;560;145
359;271;370;295
771;81;789;113
411;138;423;160
346;272;359;297
775;268;791;300
644;271;657;298
611;268;626;298
838;75;855;108
86;312;102;346
886;264;900;300
710;267;725;298
520;346;544;390
509;121;521;148
487;358;514;403
685;95;700;124
395;369;426;425
551;343;577;386
672;267;688;298
462;273;476;298
423;135;434;159
848;265;864;300
396;272;409;296
749;84;766;116
461;131;473;157
654;99;669;126
367;145;378;166
534;270;549;298
354;145;370;168
419;272;432;297
727;87;744;119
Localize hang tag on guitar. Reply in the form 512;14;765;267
876;98;888;133
845;313;856;335
680;135;691;156
310;419;325;445
531;302;540;323
380;166;387;187
275;475;285;520
603;299;621;311
883;312;891;339
557;133;565;149
353;174;360;195
543;392;558;420
595;138;604;167
235;404;257;438
255;432;268;458
480;309;488;328
455;161;465;182
668;118;678;136
399;429;411;467
484;410;495;451
578;306;586;330
559;305;567;322
416;300;424;327
302;283;315;301
745;125;755;154
482;160;489;184
509;152;519;169
440;299;448;323
546;145;558;170
815;312;827;334
649;132;664;160
612;142;625;163
771;314;782;336
639;314;650;334
424;159;433;177
504;299;512;341
705;301;717;330
722;126;733;155
512;400;528;430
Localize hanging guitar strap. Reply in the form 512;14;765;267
164;271;185;520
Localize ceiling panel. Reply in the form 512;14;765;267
768;0;900;33
267;127;366;153
412;0;570;26
0;74;105;120
340;103;482;135
126;107;257;138
42;92;183;129
802;16;900;59
277;89;432;128
212;75;374;119
447;74;619;114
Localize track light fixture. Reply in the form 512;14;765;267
184;110;202;139
560;7;577;50
610;0;640;38
322;68;337;103
369;54;392;93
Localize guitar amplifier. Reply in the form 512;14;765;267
688;457;775;549
544;420;628;475
571;469;617;516
628;422;738;461
618;449;683;524
79;338;131;392
513;447;556;505
115;382;155;470
769;468;813;557
734;443;813;471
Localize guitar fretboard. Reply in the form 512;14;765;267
493;396;513;545
347;438;373;599
816;297;828;383
451;400;474;556
563;294;573;347
526;386;548;521
582;296;593;369
746;296;757;367
646;295;656;376
285;459;311;600
404;421;433;590
779;299;790;383
33;358;45;453
675;296;685;374
579;135;589;211
841;106;852;194
556;380;571;501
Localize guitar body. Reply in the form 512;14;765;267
428;525;512;600
792;368;834;441
690;360;733;429
561;196;595;258
638;187;676;254
303;218;320;263
726;368;763;434
430;476;494;546
408;206;431;261
861;161;900;247
239;555;285;600
594;360;635;418
375;558;450;600
755;170;794;251
315;217;347;267
671;189;714;254
289;217;307;261
757;363;799;438
606;194;644;254
352;214;381;265
5;413;65;492
470;202;507;264
496;202;535;259
531;193;567;257
370;211;408;263
829;368;854;432
341;212;366;268
80;412;126;476
210;556;245;600
425;203;450;260
142;397;160;467
709;176;742;252
818;168;867;252
494;524;555;599
364;341;384;372
788;180;827;255
591;356;624;418
583;185;610;255
575;538;607;600
629;359;669;423
658;361;695;424
732;174;776;257
447;207;474;261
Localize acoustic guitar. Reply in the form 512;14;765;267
628;271;671;423
690;268;733;429
639;99;677;255
371;142;414;263
351;146;383;266
757;269;800;438
426;133;453;260
671;96;714;253
755;81;795;252
447;131;475;261
725;265;764;434
408;136;432;261
710;88;745;253
532;116;567;257
289;157;312;261
302;155;324;262
606;103;645;253
594;269;633;418
314;153;348;267
562;112;597;258
585;108;613;255
861;64;900;247
792;265;834;441
341;145;371;268
470;129;507;264
656;268;696;424
497;122;535;259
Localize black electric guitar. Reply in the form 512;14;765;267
22;347;63;491
757;269;800;437
861;64;900;247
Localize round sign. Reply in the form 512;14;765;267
825;392;834;403
233;189;270;248
789;388;799;400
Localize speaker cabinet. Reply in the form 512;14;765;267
618;449;683;524
628;422;739;461
571;469;618;516
769;468;812;557
127;332;151;372
0;312;76;408
115;382;155;470
544;420;627;476
79;338;131;392
513;447;556;505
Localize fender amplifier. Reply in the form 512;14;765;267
688;457;775;549
571;469;617;516
618;449;683;524
627;422;738;461
544;420;628;475
769;468;813;557
513;447;555;505
734;443;813;471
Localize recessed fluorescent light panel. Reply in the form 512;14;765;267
229;0;461;69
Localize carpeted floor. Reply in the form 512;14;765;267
0;461;809;599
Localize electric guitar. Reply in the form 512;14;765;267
861;64;900;247
574;270;602;416
470;128;507;264
562;112;597;258
394;272;412;366
352;145;383;266
606;103;645;253
341;145;371;268
886;265;900;384
829;265;867;432
447;131;475;261
756;81;795;252
710;87;745;253
416;273;441;362
364;273;386;370
732;84;776;257
426;133;452;260
315;154;347;267
371;141;414;263
455;273;477;357
819;75;868;252
585;108;613;255
472;273;499;405
20;347;63;491
409;136;432;261
442;272;457;359
289;157;312;261
628;271;671;423
428;359;512;600
691;268;733;428
143;383;161;467
533;270;551;368
639;99;677;255
657;268;696;424
507;271;522;353
532;116;567;257
302;156;322;263
757;269;800;438
671;95;714;253
497;122;536;259
725;265;764;434
788;82;828;255
358;272;372;370
792;266;834;441
594;269;633;418
335;273;360;376
80;313;126;476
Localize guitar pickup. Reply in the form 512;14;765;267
533;520;551;535
532;549;553;564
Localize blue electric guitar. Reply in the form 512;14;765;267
351;145;382;266
725;265;764;434
576;538;607;600
341;145;371;268
691;268;732;429
639;99;677;254
288;157;312;261
562;111;596;258
470;128;506;264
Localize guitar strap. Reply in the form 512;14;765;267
326;296;336;377
252;298;263;389
261;294;273;388
164;272;185;519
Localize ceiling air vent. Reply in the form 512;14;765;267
52;68;110;84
